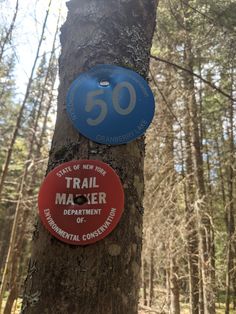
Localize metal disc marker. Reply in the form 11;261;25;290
38;160;124;245
66;64;155;145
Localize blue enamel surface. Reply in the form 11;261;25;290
66;64;155;145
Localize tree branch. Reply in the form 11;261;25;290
151;55;235;102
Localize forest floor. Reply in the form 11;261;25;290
1;299;236;313
139;303;236;314
180;303;236;313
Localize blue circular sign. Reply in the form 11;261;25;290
66;64;155;145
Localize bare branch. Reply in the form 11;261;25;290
151;55;235;102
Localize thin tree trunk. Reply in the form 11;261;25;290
225;245;233;314
0;175;25;311
215;131;226;207
202;90;216;314
148;249;154;308
0;24;59;310
0;209;14;276
142;255;148;306
3;213;27;314
36;8;60;158
184;108;199;314
22;1;158;313
225;68;235;314
233;272;236;310
0;9;56;306
186;219;199;314
199;262;204;314
3;258;19;314
13;298;18;314
0;0;53;201
182;2;215;309
166;266;171;312
3;285;18;314
170;257;180;314
36;66;57;158
0;0;19;62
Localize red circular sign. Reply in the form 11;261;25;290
38;160;124;245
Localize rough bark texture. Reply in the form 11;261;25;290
170;258;180;314
182;2;215;312
184;108;199;314
184;40;215;314
147;250;154;308
22;1;157;314
183;50;215;313
142;255;147;306
225;70;235;314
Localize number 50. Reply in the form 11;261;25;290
85;81;136;126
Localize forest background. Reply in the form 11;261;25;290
0;0;235;313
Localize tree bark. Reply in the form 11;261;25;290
3;285;18;314
148;249;154;308
182;1;215;312
0;207;14;277
170;257;180;314
22;1;157;314
225;68;235;314
183;105;199;314
3;256;19;314
142;255;148;306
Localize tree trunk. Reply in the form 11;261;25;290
142;255;148;306
170;257;180;314
148;249;154;308
225;244;233;314
3;285;18;314
0;207;14;277
199;260;204;314
0;176;25;311
21;1;157;314
183;105;199;314
0;0;19;62
233;273;236;310
151;56;181;314
3;257;19;314
225;68;235;314
0;17;60;310
166;264;171;312
182;2;215;311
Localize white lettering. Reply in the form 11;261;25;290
55;193;107;205
66;194;74;205
95;166;106;176
73;177;80;189
99;192;106;204
81;178;88;189
91;193;98;204
56;166;72;177
82;208;117;240
55;193;66;205
65;177;73;188
64;177;99;189
83;164;94;170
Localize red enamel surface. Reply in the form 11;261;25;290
38;160;124;245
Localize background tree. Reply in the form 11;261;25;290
0;1;61;312
142;0;236;313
